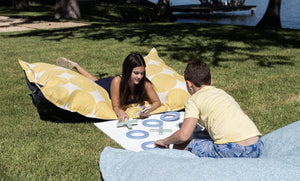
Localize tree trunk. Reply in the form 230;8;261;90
256;0;282;28
153;0;176;22
55;0;81;19
12;0;29;9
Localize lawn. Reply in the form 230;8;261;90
0;3;299;180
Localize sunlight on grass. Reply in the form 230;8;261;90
0;3;299;180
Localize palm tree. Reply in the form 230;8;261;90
153;0;176;22
55;0;81;19
257;0;282;28
12;0;29;9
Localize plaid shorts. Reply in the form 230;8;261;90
185;137;264;158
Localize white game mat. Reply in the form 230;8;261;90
94;111;184;152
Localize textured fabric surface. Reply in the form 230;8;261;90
94;76;114;98
184;86;261;144
144;48;190;112
185;137;264;158
19;59;116;120
19;48;189;121
99;121;300;181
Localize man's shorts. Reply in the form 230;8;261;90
185;137;264;158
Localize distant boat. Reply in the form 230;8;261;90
171;0;256;15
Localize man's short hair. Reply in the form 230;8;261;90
184;60;211;87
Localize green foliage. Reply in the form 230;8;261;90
0;3;299;180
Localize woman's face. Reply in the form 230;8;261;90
130;66;145;85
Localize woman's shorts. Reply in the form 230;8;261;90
185;137;264;158
95;76;114;98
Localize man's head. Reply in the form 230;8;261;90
184;60;211;94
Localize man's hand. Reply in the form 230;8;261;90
155;139;169;149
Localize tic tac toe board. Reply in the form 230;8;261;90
94;111;184;152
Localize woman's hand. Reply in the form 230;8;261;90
117;110;129;122
138;105;151;118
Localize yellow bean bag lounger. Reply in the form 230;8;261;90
19;48;190;122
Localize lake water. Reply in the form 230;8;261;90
149;0;300;30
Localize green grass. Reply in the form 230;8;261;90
0;3;300;180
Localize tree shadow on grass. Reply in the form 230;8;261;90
3;22;299;67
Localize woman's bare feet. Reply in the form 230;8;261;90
56;57;77;69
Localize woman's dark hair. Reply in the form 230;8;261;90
119;53;149;107
184;60;211;87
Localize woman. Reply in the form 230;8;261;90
56;53;161;122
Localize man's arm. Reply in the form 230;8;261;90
155;117;198;148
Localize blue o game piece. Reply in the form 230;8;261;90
141;141;158;150
126;130;149;139
160;111;180;122
142;119;163;127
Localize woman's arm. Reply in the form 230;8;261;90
139;81;161;117
110;76;129;122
